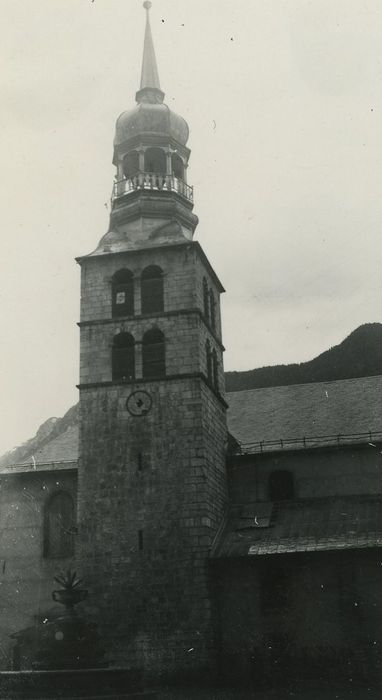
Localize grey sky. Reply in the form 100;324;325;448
1;0;382;456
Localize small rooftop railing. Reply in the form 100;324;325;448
237;430;382;455
0;459;77;474
113;172;194;203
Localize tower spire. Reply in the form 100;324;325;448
136;2;165;104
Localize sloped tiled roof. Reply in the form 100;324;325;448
226;375;382;451
21;425;79;466
213;496;382;558
2;375;382;473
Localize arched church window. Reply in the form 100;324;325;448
112;269;134;317
203;278;210;322
172;153;184;180
112;332;135;381
43;492;75;559
141;266;164;314
206;340;212;383
123;151;140;179
142;328;165;379
268;470;294;502
144;147;166;174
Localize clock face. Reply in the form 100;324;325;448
126;390;152;417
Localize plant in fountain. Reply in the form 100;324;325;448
52;569;88;610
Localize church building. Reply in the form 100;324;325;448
1;3;382;689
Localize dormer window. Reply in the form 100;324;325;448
112;269;134;318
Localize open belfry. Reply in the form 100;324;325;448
76;1;228;674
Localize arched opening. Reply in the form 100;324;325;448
172;153;184;180
268;470;295;502
142;328;165;378
206;340;212;383
43;492;75;559
112;269;134;317
123;151;139;178
141;266;164;314
144;147;166;174
203;278;210;322
112;332;135;381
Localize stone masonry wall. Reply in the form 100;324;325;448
0;469;77;670
77;378;227;675
229;445;382;502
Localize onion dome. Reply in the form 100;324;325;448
114;1;189;149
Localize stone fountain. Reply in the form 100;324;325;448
32;569;104;671
1;570;156;699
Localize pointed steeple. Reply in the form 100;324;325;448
136;2;165;105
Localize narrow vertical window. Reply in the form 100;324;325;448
44;492;75;559
112;332;135;381
209;289;216;332
212;348;219;391
203;278;210;322
206;340;213;383
112;269;134;317
141;266;164;314
142;328;165;378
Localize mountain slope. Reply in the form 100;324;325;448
0;405;79;469
225;323;382;392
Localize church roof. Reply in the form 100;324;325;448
2;375;382;473
227;375;382;453
213;495;382;558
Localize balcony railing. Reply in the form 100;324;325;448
113;172;194;204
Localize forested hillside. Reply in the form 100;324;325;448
225;324;382;392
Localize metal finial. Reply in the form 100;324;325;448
143;1;152;10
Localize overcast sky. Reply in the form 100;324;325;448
1;0;382;456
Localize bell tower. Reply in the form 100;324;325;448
76;2;228;676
